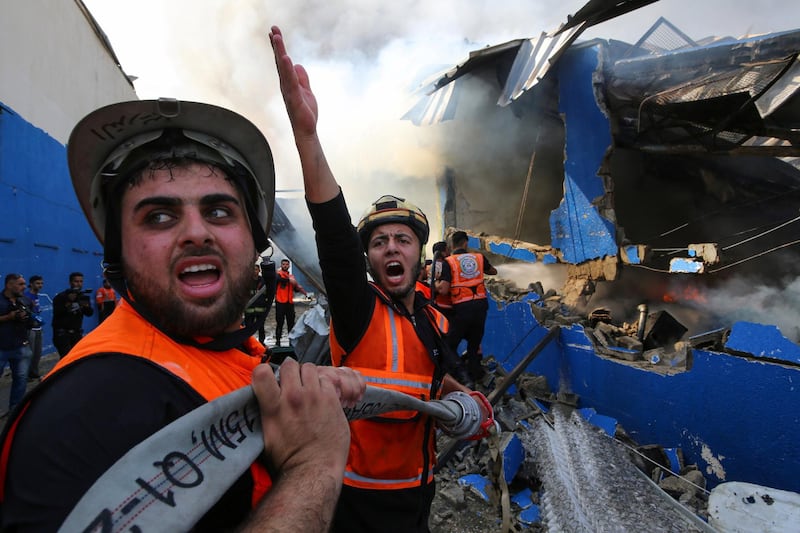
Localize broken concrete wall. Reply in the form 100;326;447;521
481;293;800;494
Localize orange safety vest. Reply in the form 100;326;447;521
445;253;487;304
275;270;296;304
95;286;116;305
330;285;448;491
0;300;271;509
415;280;432;299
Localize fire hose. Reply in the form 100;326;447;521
58;377;491;533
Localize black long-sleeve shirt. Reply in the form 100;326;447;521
51;289;93;332
307;191;456;371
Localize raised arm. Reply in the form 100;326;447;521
269;26;339;204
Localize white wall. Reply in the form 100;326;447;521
0;0;137;143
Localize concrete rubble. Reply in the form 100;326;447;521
429;276;716;531
430;363;713;532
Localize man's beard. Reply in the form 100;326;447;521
124;256;252;339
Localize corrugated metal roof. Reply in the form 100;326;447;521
404;0;659;124
498;23;585;106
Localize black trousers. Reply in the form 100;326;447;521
244;311;267;343
53;330;82;359
275;302;296;342
446;299;489;377
331;483;434;533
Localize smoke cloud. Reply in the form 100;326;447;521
83;0;800;326
84;0;799;232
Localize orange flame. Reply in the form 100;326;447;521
663;284;707;304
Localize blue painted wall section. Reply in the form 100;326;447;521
487;241;537;263
0;102;106;353
559;324;799;493
482;295;799;493
482;294;563;394
725;321;800;364
550;45;617;264
623;245;642;265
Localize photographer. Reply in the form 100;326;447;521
0;273;35;412
51;272;93;358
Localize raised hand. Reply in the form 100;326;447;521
269;26;318;139
268;25;340;203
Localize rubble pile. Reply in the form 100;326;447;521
430;364;712;532
486;277;700;371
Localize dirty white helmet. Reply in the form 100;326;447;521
67;98;275;267
357;195;430;251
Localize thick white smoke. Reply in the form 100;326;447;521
83;0;800;323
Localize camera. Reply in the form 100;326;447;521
67;288;92;295
11;301;37;328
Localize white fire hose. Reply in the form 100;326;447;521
59;381;489;533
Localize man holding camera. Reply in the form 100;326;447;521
0;273;35;412
52;272;94;358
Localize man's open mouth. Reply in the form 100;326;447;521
386;261;405;277
179;263;220;287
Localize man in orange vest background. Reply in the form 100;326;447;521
274;258;307;347
94;277;117;324
438;230;497;384
271;26;495;532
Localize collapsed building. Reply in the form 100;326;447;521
278;1;800;529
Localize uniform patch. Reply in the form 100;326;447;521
458;254;480;279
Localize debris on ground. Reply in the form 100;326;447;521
430;361;713;532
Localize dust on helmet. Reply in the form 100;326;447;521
67;98;275;270
357;195;429;252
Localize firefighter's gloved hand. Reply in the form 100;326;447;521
439;391;496;440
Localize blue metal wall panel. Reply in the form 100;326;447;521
482;295;799;493
560;324;799;493
482;295;563;393
0;102;106;354
549;45;617;264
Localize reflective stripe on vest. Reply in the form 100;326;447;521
446;253;487;304
330;290;443;490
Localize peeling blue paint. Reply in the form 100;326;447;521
623;245;642;264
487;241;537;263
725;322;800;364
